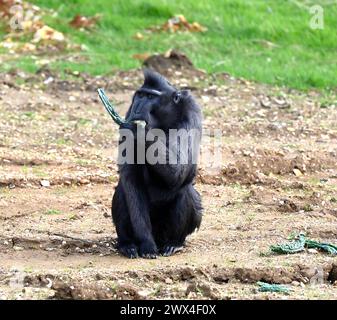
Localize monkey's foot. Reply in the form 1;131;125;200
118;244;138;259
160;245;183;257
139;241;158;259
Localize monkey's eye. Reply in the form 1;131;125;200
147;93;153;100
173;91;181;104
137;92;145;98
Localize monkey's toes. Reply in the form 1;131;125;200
119;245;138;259
140;253;157;259
139;241;158;259
161;245;183;257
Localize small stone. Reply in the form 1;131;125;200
69;96;76;102
13;246;24;251
291;281;300;286
165;278;173;284
308;248;318;254
40;180;50;187
43;77;54;85
293;169;303;176
137;289;152;298
201;95;210;103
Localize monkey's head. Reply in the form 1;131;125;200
126;70;197;130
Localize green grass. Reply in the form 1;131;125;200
1;0;337;90
44;209;62;215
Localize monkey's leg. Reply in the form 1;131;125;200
160;186;202;256
112;184;138;258
120;165;158;259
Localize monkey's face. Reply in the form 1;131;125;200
126;70;186;130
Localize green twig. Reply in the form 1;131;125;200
97;88;126;126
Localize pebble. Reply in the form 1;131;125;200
40;180;50;187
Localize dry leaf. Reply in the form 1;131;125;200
149;14;207;33
19;42;36;52
0;0;15;18
132;53;151;61
69;14;100;29
33;25;65;43
133;32;144;40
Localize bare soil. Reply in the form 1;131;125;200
0;68;336;300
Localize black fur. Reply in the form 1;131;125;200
111;70;202;258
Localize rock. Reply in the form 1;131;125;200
165;278;173;284
291;281;300;286
293;168;303;176
40;180;50;187
137;289;153;299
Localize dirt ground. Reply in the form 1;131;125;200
0;67;336;300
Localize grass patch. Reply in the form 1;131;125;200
1;0;336;90
44;209;62;215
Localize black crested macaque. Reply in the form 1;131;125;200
112;69;202;258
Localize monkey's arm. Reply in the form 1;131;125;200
145;133;198;188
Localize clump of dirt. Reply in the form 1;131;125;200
328;265;337;284
52;278;114;300
277;199;299;213
199;148;335;186
143;50;203;77
186;280;222;299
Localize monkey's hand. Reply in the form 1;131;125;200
119;121;148;144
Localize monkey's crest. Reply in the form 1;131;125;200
142;69;176;93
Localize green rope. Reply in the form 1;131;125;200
270;233;337;255
97;88;126;126
257;282;290;293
